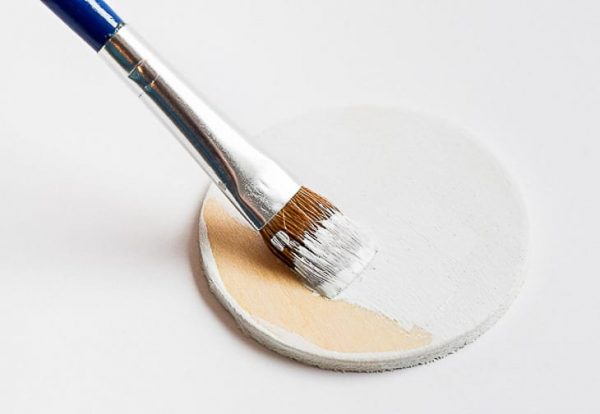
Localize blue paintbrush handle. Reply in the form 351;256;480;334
42;0;123;51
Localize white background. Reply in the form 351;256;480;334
0;1;598;412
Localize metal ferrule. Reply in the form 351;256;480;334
100;25;300;229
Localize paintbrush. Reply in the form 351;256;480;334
41;0;377;299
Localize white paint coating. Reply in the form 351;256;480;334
199;107;529;371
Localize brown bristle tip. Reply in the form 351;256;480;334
260;187;377;299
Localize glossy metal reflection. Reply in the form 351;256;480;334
101;26;300;229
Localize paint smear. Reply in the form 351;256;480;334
203;198;432;353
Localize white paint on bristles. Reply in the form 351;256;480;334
270;211;377;298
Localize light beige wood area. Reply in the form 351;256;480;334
203;199;432;353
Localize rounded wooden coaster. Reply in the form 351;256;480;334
198;107;528;372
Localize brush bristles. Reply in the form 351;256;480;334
260;187;376;299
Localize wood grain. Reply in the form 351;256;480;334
204;198;432;353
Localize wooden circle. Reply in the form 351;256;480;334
198;107;528;372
